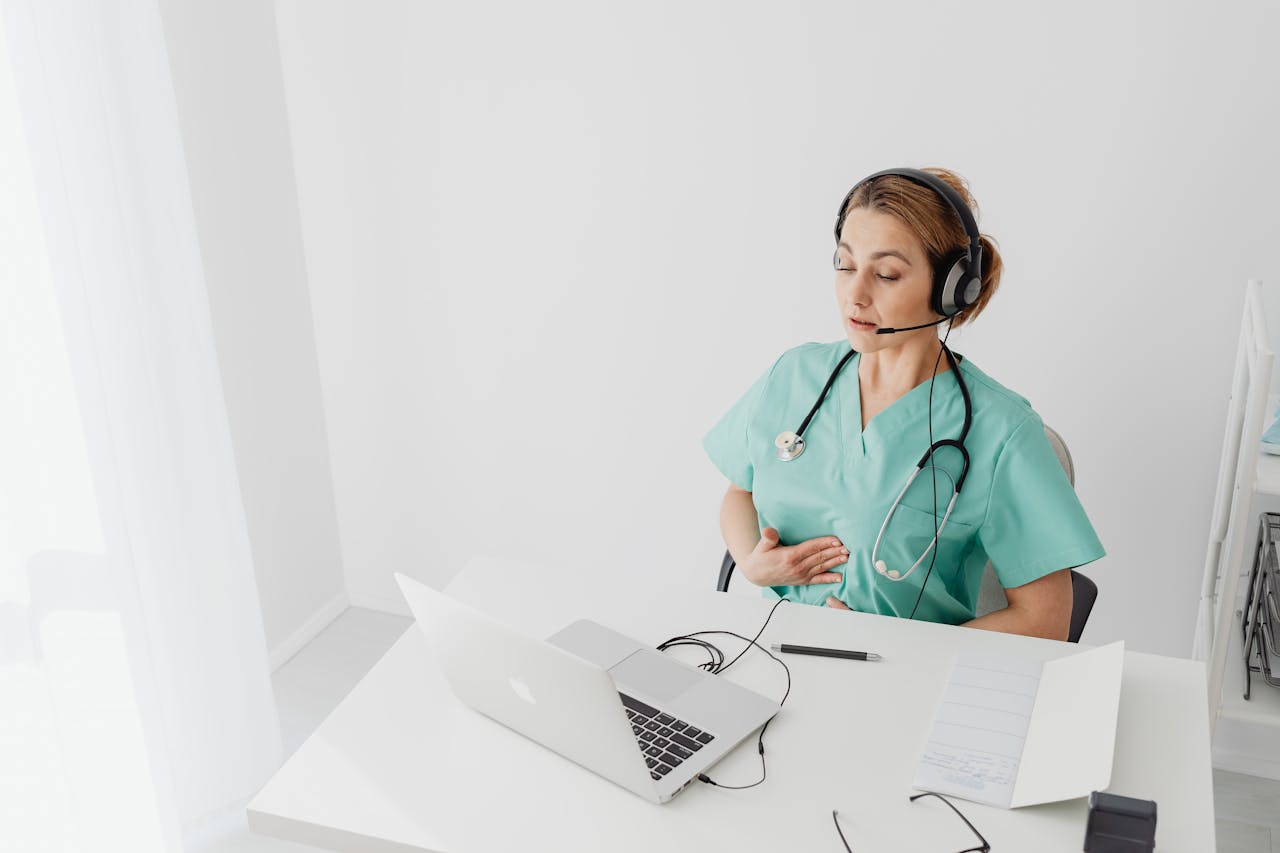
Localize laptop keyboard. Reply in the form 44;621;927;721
619;693;717;781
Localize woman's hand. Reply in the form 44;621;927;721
825;597;851;610
737;527;848;587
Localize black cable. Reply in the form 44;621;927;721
655;597;792;790
652;637;724;672
832;809;854;853
695;632;791;790
908;318;955;621
717;594;787;674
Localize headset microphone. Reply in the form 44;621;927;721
875;317;947;335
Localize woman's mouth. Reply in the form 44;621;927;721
848;317;877;330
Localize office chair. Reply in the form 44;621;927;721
715;423;1099;643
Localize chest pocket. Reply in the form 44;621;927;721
874;502;978;593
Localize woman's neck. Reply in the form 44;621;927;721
858;336;951;398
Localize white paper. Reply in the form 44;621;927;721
914;655;1042;807
913;642;1125;809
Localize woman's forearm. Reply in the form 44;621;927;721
962;569;1072;640
719;486;761;567
963;605;1067;641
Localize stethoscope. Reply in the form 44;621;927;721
774;344;972;582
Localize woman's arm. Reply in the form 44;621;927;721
719;484;848;586
720;484;763;565
962;568;1073;641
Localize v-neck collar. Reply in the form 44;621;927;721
838;352;963;462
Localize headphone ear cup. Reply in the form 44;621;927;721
932;250;971;317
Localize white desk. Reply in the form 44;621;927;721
248;557;1216;852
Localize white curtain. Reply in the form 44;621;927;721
0;0;281;850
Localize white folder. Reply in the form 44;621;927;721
913;641;1125;808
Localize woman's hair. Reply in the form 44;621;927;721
840;167;1002;328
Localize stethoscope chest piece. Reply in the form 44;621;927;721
775;431;805;461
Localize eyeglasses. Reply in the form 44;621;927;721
832;792;991;853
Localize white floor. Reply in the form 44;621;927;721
1215;768;1280;853
187;607;1280;853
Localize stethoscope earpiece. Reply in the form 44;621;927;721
874;560;901;580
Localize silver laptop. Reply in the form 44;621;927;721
394;573;780;804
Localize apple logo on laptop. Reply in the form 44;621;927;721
508;676;536;705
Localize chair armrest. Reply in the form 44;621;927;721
717;551;736;592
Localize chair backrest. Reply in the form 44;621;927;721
716;422;1098;642
1066;569;1098;644
973;424;1074;615
975;424;1098;642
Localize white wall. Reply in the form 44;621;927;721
158;0;346;660
273;0;1280;657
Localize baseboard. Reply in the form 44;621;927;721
347;590;411;617
1212;749;1280;781
268;590;349;672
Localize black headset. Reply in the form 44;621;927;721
833;167;985;319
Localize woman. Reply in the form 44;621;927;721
703;167;1103;640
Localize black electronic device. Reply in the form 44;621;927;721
1083;791;1157;853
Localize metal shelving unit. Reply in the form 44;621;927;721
1242;514;1280;698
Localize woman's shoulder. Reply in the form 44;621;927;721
955;356;1041;429
752;340;855;394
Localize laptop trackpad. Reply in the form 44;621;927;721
609;649;701;701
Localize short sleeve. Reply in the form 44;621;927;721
979;414;1105;589
702;360;776;492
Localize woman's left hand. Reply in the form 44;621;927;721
825;596;851;610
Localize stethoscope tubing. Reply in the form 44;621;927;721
872;465;959;581
775;343;973;583
796;348;857;439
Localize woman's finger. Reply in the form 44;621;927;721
790;536;843;566
826;596;851;609
803;535;844;555
797;544;849;576
807;572;843;585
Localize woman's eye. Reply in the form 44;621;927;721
834;263;896;280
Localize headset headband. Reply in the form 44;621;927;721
834;167;984;282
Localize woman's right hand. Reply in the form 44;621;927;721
737;528;848;587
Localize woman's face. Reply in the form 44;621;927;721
835;207;938;352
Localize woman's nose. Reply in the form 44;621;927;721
841;267;874;304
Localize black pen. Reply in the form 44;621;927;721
770;643;882;662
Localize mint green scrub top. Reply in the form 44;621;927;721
703;341;1105;624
